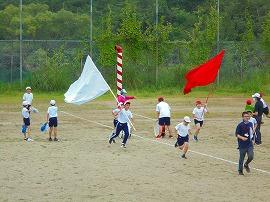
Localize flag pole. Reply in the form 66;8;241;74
107;85;136;131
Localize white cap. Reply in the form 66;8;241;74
26;86;32;90
22;101;28;106
124;100;131;105
117;102;123;107
252;93;261;98
183;116;191;123
50;100;56;105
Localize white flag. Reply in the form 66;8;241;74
64;55;110;105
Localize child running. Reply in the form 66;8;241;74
174;116;192;159
47;100;58;141
21;101;33;141
192;100;208;141
109;101;133;148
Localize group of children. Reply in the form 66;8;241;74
108;90;208;160
155;98;208;159
109;89;134;148
21;87;59;142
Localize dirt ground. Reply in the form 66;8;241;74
0;96;270;202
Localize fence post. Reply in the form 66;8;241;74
10;55;13;83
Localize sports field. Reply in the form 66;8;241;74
1;95;270;201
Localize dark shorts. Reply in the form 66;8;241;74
159;117;170;126
23;118;30;126
194;119;204;127
49;117;58;127
263;107;269;115
177;135;189;146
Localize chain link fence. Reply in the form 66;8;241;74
0;39;269;91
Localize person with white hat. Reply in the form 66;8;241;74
252;93;264;144
23;86;33;106
21;101;33;142
174;116;192;159
46;100;58;141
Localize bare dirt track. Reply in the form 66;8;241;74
0;96;270;202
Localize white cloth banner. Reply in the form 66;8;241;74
64;55;110;105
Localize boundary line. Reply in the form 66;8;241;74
60;110;270;175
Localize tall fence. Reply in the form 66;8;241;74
0;39;269;91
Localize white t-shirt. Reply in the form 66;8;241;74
175;122;190;137
249;117;257;140
47;106;58;118
193;107;207;121
156;101;171;118
117;109;133;123
22;107;30;118
260;98;268;108
23;93;33;105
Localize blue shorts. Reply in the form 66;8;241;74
159;117;170;126
49;117;58;127
177;135;189;146
23;118;30;126
194;119;203;127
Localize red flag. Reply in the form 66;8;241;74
183;50;225;94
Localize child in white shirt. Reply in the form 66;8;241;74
47;100;58;141
192;100;208;141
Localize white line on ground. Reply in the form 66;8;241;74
60;110;270;176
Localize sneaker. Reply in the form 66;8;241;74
156;135;161;139
238;171;244;175
244;164;250;173
174;142;178;148
121;143;126;148
49;137;52;141
27;138;33;142
109;138;113;144
181;154;187;159
112;139;116;143
54;138;59;142
193;136;198;142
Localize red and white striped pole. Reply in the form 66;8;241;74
115;45;123;95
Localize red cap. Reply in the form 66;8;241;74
195;100;202;105
246;99;252;105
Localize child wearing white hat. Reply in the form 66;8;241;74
174;116;192;159
47;100;58;141
23;86;33;106
21;101;33;141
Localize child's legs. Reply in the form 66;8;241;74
195;124;201;136
122;124;129;144
26;126;31;138
165;125;172;136
159;125;164;136
111;123;123;139
182;142;189;154
49;127;53;138
53;127;57;138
